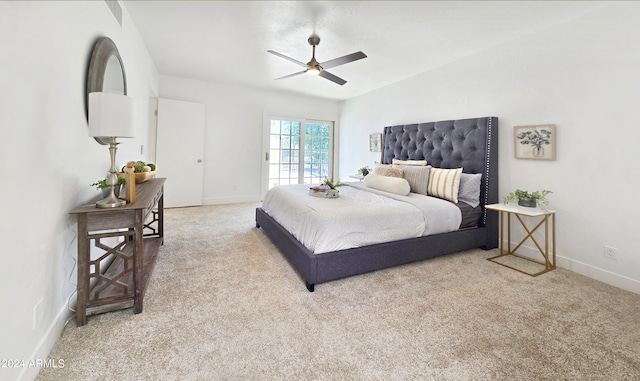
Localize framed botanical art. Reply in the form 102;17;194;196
514;124;556;160
369;133;382;152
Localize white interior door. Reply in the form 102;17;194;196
156;98;205;208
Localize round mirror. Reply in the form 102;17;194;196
86;37;128;145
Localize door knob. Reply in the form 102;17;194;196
197;159;202;163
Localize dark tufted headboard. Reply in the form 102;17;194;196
381;117;498;226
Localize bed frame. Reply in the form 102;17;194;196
256;116;498;291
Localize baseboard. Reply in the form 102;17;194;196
503;240;640;295
203;195;260;205
18;306;73;381
557;256;640;295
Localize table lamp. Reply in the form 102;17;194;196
88;92;136;208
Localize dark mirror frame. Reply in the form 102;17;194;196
86;37;128;145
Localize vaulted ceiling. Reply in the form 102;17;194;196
124;1;605;101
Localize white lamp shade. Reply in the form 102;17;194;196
88;92;136;138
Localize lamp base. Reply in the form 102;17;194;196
95;194;126;208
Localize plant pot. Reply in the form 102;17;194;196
518;198;537;207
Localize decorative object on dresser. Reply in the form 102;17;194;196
257;116;498;291
503;189;552;209
91;174;126;198
514;124;556;160
86;36;136;208
88;91;137;208
69;178;166;326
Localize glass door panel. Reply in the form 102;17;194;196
266;118;333;190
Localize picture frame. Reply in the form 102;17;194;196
369;133;382;152
514;124;556;160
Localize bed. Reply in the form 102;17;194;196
256;116;498;291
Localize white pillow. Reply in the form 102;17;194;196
392;159;428;166
428;168;462;203
364;173;410;195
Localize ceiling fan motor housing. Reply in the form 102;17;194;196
307;35;321;47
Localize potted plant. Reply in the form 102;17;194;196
503;189;552;208
92;175;126;198
357;166;372;177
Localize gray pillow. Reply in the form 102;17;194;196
394;165;431;195
458;173;482;207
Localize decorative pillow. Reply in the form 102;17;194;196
392;159;428;166
393;165;431;195
364;173;410;196
428;168;463;203
458;173;482;208
373;163;403;178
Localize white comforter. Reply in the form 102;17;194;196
261;182;462;254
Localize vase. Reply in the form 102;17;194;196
533;146;544;157
518;199;537;207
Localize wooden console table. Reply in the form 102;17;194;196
70;178;166;326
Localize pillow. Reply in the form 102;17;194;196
364;173;410;195
373;163;403;178
428;168;463;203
458;173;482;208
392;159;428;166
393;165;431;195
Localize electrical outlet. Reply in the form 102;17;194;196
604;246;617;260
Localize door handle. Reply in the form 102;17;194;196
265;152;270;161
197;159;202;163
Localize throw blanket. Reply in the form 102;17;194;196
262;183;461;254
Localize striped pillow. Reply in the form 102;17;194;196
394;165;431;195
428;168;463;203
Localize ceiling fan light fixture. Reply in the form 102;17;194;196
306;66;321;76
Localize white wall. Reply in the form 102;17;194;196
339;2;640;293
159;75;341;204
0;2;158;380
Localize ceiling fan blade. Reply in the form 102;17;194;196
320;51;367;69
319;70;347;86
267;50;307;67
274;71;306;80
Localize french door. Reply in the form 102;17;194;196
263;117;334;195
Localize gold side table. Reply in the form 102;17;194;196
485;203;556;276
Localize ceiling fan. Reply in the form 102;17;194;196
267;35;367;86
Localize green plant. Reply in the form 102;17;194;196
357;166;371;176
323;177;345;190
503;189;552;208
91;175;126;190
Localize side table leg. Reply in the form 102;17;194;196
76;215;89;326
133;210;144;314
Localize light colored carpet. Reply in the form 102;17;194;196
38;203;640;380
